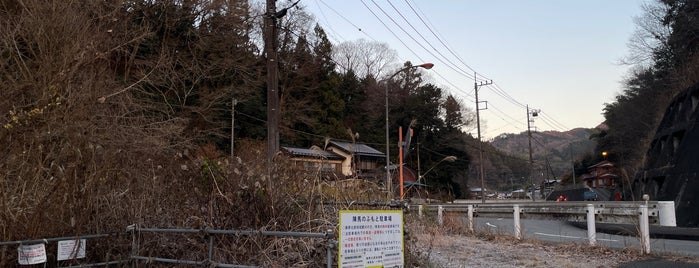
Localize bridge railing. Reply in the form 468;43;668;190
413;200;677;254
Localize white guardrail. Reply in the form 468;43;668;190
413;201;677;254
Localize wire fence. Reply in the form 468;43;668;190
0;226;336;267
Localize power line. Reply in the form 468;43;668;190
357;0;427;64
310;0;347;43
385;0;478;81
316;0;378;42
364;0;476;81
403;0;485;82
488;103;527;127
308;1;571;136
539;111;570;130
485;83;527;109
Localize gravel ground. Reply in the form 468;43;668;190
412;232;699;268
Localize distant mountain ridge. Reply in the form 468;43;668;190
490;128;596;178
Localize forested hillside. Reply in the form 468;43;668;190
596;0;699;183
490;128;596;184
0;0;479;251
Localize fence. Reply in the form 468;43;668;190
0;232;130;267
0;226;336;267
0;200;681;265
415;201;676;254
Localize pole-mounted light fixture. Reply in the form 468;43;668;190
384;63;434;199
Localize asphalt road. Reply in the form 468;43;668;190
475;217;699;258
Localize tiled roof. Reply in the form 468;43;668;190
589;160;615;168
328;141;385;157
281;146;344;160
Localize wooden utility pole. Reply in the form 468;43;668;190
264;0;279;170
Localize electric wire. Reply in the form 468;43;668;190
364;0;476;81
357;0;427;64
489;103;527;128
308;1;570;136
313;1;504;109
316;0;378;42
385;0;478;81
237;110;384;146
542;116;569;132
310;2;346;44
540;111;570;130
380;1;568;133
485;83;527;109
403;0;486;82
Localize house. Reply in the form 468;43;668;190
325;141;385;179
581;160;619;189
281;141;386;180
281;146;344;178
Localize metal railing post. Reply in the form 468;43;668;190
419;204;423;218
639;205;651;254
208;234;214;263
437;206;444;226
326;229;334;268
586;204;596;246
128;224;136;268
467;205;474;232
513;205;521;240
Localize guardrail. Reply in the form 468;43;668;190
413;201;677;254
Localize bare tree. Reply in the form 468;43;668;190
621;2;671;66
333;39;397;78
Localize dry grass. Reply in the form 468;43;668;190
405;218;644;268
403;210;699;268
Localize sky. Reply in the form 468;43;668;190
299;0;646;139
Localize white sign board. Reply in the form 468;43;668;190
338;210;404;268
57;239;86;261
17;244;47;265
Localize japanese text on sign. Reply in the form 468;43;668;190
338;210;404;268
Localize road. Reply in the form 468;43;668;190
475;217;699;258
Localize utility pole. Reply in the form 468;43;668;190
526;105;539;201
474;73;492;204
265;0;280;173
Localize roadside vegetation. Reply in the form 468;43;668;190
2;0;699;266
592;0;699;193
0;1;470;265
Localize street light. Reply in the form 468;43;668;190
418;156;457;183
384;63;434;199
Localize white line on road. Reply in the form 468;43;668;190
534;232;618;242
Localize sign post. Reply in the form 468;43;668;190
338;210;404;268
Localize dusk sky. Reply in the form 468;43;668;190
301;0;645;139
